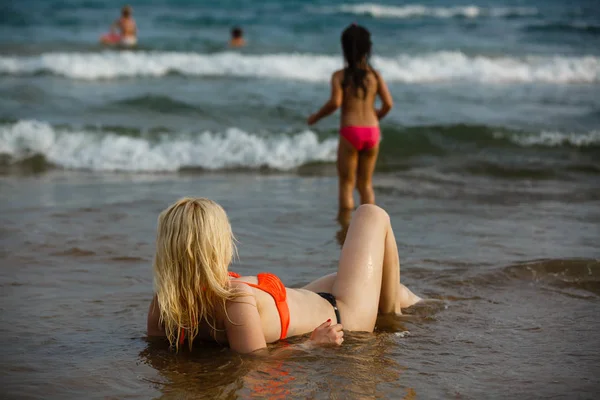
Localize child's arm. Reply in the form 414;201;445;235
307;72;343;125
375;72;393;120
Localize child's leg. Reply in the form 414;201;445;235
330;204;389;331
335;208;352;246
356;145;379;205
337;138;358;210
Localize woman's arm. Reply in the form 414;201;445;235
224;285;268;353
267;319;344;358
307;72;343;125
243;320;344;358
375;71;393;120
225;284;344;355
147;295;166;337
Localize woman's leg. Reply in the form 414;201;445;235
330;204;388;331
331;204;420;331
356;145;379;205
379;220;421;313
301;273;336;292
337;137;358;210
301;268;419;311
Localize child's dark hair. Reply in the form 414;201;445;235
231;27;243;38
341;24;372;98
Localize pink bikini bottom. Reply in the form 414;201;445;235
340;126;380;151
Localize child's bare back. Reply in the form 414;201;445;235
310;67;391;128
333;68;380;127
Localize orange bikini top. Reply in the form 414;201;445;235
229;271;290;340
179;271;290;345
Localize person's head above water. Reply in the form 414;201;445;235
341;24;372;98
229;27;246;48
231;27;243;39
153;197;238;349
121;5;133;18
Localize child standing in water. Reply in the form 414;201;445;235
308;24;393;211
101;5;137;47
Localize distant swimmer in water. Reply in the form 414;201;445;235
100;5;137;47
229;26;246;48
147;198;421;354
307;24;393;212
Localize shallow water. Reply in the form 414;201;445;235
1;0;599;397
1;171;598;399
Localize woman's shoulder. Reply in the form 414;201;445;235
227;279;256;299
228;279;254;289
224;283;259;318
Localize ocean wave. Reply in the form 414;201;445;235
377;124;600;161
0;51;598;83
2;121;598;174
524;21;600;35
114;95;199;113
313;3;538;19
0;120;337;172
433;259;600;296
493;130;600;147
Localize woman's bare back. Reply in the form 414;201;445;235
147;282;339;345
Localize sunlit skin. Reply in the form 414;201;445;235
308;25;393;211
108;5;137;43
148;202;420;354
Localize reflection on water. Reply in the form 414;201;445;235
139;339;246;399
336;209;353;247
139;331;419;399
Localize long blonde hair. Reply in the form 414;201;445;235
153;197;237;351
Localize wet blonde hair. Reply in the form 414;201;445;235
153;197;237;351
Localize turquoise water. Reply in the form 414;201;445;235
0;0;599;174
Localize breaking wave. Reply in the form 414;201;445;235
0;120;338;172
0;51;598;83
312;3;539;19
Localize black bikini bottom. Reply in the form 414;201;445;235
317;292;341;324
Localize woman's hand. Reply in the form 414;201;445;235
310;319;344;346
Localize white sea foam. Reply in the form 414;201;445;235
0;120;338;172
494;130;600;147
2;121;597;172
0;51;339;81
0;51;598;83
314;3;538;19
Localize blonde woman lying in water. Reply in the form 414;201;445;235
147;198;421;354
